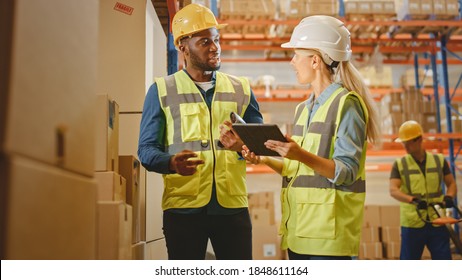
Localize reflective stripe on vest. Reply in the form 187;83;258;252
292;105;305;137
282;174;365;193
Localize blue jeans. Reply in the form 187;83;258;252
400;224;451;260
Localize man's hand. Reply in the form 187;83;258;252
169;150;204;176
219;120;244;152
443;195;454;208
411;197;427;210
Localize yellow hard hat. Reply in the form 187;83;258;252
397;120;423;142
172;3;227;47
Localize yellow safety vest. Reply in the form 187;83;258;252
396;152;444;228
280;87;368;256
155;71;251;210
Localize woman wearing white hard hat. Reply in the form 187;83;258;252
243;15;380;259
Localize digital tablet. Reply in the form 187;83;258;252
232;123;287;156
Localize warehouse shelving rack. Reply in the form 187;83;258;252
163;0;462;234
162;0;462;165
163;1;462;160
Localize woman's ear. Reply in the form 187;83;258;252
312;55;319;69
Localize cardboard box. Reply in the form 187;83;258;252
446;0;461;15
94;171;126;202
95;94;119;172
253;224;281;260
384;241;400;259
344;1;359;13
251;208;272;225
380;205;400;227
422;100;437;114
396;0;416;19
3;0;98;177
248;191;275;224
97;201;132;260
305;2;337;16
433;0;446;15
381;226;401;242
97;0;147;112
383;1;395;13
118;156;140;205
361;226;381;243
357;1;371;13
359;242;384;260
421;0;433;14
3;155;97;259
119;155;142;243
363;205;381;227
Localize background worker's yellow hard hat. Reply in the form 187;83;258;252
172;3;227;48
397;120;423;142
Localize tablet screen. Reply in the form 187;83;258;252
232;124;287;156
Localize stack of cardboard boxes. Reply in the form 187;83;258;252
219;0;276;36
360;204;431;259
282;0;338;18
97;0;166;260
94;94;139;260
248;191;284;260
359;66;394;88
1;0;100;259
396;0;460;20
344;0;396;20
380;69;441;135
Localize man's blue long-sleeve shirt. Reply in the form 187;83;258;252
138;70;263;214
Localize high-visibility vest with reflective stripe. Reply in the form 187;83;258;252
396;152;444;228
280;87;369;256
155;71;251;210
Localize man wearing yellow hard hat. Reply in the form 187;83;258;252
138;3;263;260
389;120;457;259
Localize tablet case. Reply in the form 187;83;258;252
232;124;287;156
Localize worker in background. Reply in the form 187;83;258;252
389;120;457;260
238;15;381;259
138;3;263;260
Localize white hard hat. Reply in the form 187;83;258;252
281;15;352;64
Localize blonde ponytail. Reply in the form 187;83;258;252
336;61;382;147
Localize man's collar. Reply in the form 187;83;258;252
182;69;216;82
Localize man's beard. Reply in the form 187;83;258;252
189;49;221;71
